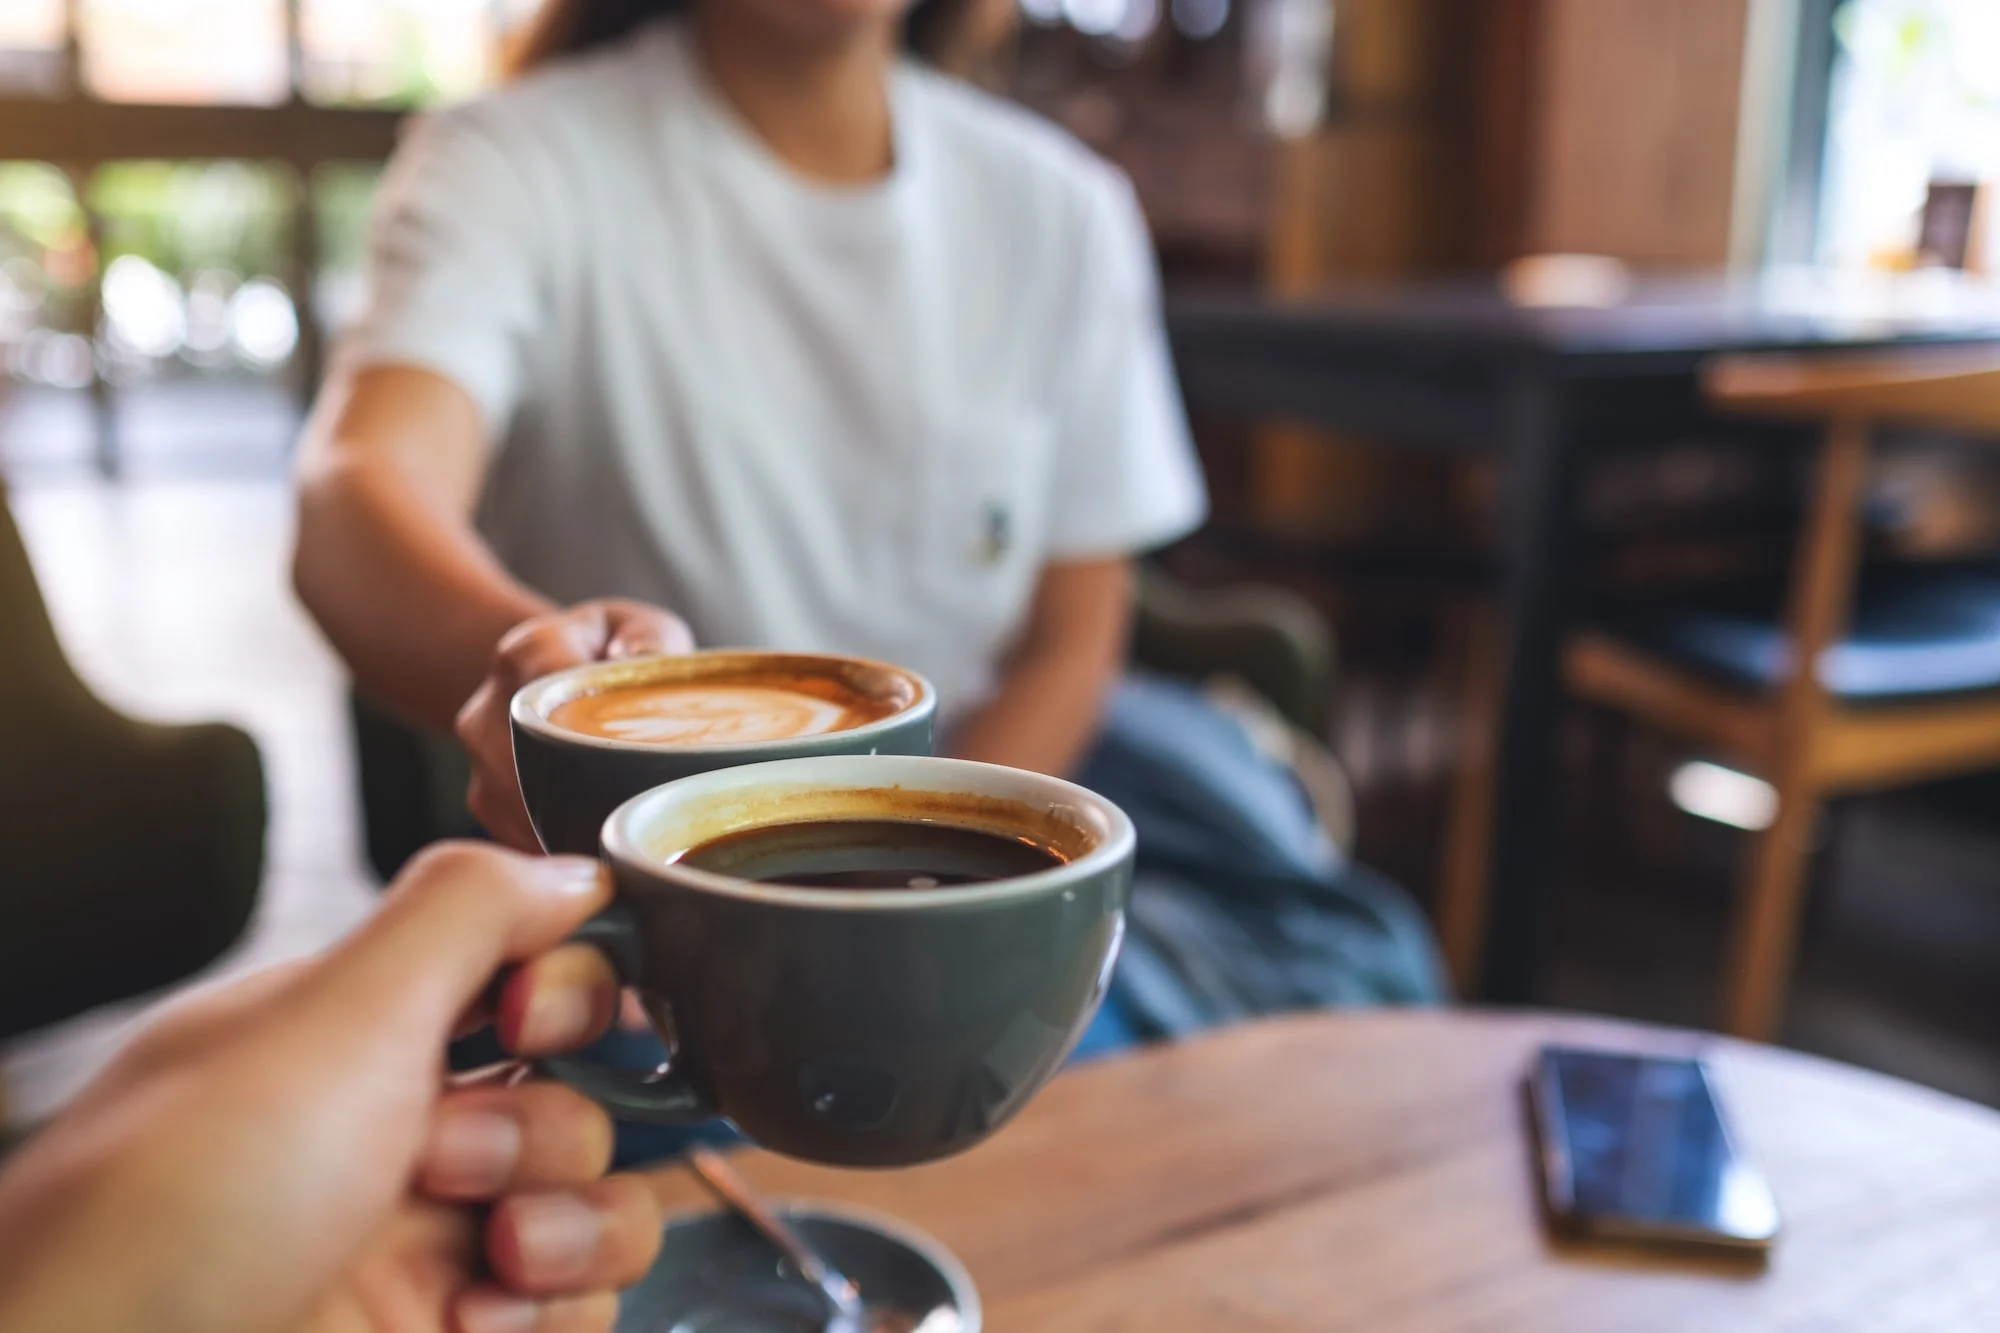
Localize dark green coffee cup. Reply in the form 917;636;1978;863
510;651;935;856
545;755;1136;1168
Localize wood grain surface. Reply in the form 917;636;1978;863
643;1011;2000;1331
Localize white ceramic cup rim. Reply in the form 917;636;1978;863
511;650;936;756
600;754;1135;911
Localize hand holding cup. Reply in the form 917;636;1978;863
456;599;696;851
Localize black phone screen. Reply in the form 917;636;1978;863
1530;1046;1779;1249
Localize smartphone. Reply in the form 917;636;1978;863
1527;1045;1780;1255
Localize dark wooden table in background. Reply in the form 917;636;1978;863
647;1011;2000;1330
1166;267;2000;1005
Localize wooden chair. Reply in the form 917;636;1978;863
1564;348;2000;1039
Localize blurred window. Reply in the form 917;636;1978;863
0;165;93;388
1819;0;2000;269
89;162;300;380
0;3;65;46
313;163;385;335
0;1;67;96
78;0;291;105
9;0;548;108
1;4;545;478
301;0;506;108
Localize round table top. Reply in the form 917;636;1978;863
643;1011;2000;1332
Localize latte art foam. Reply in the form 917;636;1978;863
548;677;898;746
580;686;848;745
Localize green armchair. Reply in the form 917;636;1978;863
0;483;266;1043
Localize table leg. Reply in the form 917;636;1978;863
1478;376;1580;1003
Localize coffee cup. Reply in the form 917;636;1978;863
510;651;935;855
541;754;1136;1167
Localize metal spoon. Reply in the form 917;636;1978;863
686;1144;869;1333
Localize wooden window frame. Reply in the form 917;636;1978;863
2;0;418;476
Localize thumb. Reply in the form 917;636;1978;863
292;844;611;1043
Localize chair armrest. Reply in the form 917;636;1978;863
0;719;264;1041
1131;568;1337;733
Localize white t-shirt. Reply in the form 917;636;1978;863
341;20;1207;719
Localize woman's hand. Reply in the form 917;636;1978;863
0;844;647;1333
456;600;695;851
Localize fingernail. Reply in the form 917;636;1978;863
458;1289;542;1333
510;1193;603;1284
425;1108;522;1197
527;857;605;901
523;981;596;1050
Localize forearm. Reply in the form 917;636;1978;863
0;1133;327;1333
947;558;1134;778
0;1028;356;1333
295;448;549;731
0;1183;215;1333
948;649;1115;778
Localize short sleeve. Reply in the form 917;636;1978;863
334;108;547;434
1043;167;1209;559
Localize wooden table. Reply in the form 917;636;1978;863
646;1012;2000;1331
1166;269;2000;1003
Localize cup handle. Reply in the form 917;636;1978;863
533;904;718;1125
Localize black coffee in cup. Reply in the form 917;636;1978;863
676;819;1068;889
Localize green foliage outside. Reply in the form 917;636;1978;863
89;161;295;278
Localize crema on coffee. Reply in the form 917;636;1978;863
547;673;901;746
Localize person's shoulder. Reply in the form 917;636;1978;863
906;70;1131;215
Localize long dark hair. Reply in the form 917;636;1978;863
509;0;969;74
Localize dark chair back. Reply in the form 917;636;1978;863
0;483;265;1041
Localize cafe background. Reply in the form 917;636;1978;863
3;0;1999;1124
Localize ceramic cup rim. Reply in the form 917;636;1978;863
510;650;937;756
601;754;1136;912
